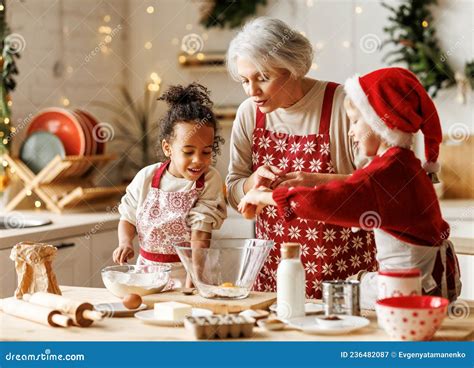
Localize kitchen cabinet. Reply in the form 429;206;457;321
0;233;113;298
458;254;473;300
0;235;92;298
51;235;92;289
90;230;117;288
0;211;121;297
89;230;138;288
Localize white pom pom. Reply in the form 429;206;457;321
423;161;440;173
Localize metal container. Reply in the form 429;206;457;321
322;280;360;316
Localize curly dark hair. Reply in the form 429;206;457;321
157;82;224;162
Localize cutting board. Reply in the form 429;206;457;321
142;291;276;314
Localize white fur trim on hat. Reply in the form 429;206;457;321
344;75;413;148
423;161;440;173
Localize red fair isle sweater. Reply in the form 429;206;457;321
273;147;449;247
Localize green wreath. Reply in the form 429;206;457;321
382;0;473;98
199;0;267;29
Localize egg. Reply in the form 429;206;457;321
122;293;142;310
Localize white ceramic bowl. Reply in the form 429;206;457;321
101;264;171;297
376;296;449;341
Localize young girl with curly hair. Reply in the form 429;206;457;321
113;83;227;287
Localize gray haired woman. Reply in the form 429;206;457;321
226;17;377;299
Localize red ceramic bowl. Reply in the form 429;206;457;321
75;109;105;154
27;108;85;156
376;296;449;341
70;111;94;176
73;111;93;156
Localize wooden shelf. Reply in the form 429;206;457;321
2;154;126;213
178;51;226;72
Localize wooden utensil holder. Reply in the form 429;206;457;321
2;153;127;213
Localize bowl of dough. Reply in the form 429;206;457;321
101;264;171;297
174;238;273;300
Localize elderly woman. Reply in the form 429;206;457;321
226;17;377;299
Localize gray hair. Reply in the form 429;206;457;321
226;17;313;81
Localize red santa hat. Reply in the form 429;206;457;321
344;67;442;173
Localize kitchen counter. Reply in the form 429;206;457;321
0;207;254;250
0;210;119;249
439;200;474;255
1;286;473;341
1;202;472;254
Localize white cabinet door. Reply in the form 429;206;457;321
458;254;474;300
89;229;138;287
0;248;16;298
90;230;117;288
51;235;92;288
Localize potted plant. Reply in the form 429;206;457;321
94;84;160;183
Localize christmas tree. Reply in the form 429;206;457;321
382;0;455;97
0;0;20;192
199;0;267;29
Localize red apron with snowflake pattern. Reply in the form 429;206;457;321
135;161;205;285
252;82;378;299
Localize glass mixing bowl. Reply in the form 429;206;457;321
174;238;274;300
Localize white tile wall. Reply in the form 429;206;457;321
5;0;473;183
6;0;129;164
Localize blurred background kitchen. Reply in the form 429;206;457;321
0;0;472;299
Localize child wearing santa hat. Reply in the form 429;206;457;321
238;67;462;309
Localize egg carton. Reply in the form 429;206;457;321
184;315;255;339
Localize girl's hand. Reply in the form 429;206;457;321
189;231;210;286
238;187;275;218
113;244;135;265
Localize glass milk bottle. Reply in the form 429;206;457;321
276;243;305;319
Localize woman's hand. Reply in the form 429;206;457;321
245;165;283;192
274;172;350;188
238;187;276;219
273;171;318;188
113;244;135;265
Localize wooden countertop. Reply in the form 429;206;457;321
1;286;473;341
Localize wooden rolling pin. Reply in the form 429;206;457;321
23;292;103;327
0;298;72;327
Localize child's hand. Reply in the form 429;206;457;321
238;187;275;219
113;244;135;265
240;203;258;219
